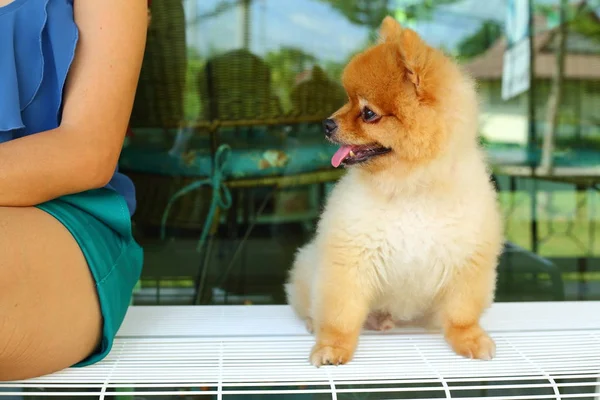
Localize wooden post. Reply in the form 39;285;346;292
540;0;568;174
239;0;252;49
528;0;539;253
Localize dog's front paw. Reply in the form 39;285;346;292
446;324;496;360
310;343;354;367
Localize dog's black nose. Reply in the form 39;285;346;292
323;118;338;137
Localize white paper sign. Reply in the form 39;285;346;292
502;38;531;100
502;0;531;100
505;0;530;45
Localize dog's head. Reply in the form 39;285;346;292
326;16;474;174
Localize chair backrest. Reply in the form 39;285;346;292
289;66;346;119
130;1;187;129
198;49;282;122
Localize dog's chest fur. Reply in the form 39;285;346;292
374;198;473;320
325;174;484;321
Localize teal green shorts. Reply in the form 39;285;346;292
36;188;144;367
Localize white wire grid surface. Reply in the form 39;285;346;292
1;302;599;399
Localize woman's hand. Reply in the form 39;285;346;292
0;0;147;206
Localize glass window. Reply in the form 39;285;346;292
121;0;600;308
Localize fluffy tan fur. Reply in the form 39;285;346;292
285;16;504;367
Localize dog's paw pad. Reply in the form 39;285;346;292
310;344;353;367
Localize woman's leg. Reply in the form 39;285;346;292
0;206;102;381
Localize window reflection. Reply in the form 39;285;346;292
120;0;600;305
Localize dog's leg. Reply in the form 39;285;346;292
440;243;498;360
285;243;317;333
310;250;373;367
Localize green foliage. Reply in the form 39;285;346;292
394;0;461;26
264;47;318;112
570;7;600;40
536;0;600;39
456;20;502;61
317;0;460;29
184;58;206;121
317;0;393;28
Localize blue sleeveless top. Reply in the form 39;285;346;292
0;0;136;215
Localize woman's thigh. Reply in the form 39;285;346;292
0;206;102;381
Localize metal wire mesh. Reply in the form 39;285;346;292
2;303;599;399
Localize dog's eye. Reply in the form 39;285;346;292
361;107;378;122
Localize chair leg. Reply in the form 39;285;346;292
193;235;215;305
213;187;276;303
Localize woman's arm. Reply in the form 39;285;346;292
0;0;147;206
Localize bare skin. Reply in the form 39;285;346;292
0;0;147;380
0;207;102;380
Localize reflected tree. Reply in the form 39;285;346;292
540;0;568;174
457;20;502;61
318;0;459;29
316;0;460;80
538;0;600;171
264;47;318;111
316;0;392;28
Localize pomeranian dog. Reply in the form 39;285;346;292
285;16;503;367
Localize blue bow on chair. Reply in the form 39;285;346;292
161;144;233;252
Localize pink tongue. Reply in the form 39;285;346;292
331;145;353;168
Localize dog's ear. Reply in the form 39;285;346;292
379;17;438;103
379;16;403;42
397;28;426;88
380;17;428;90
